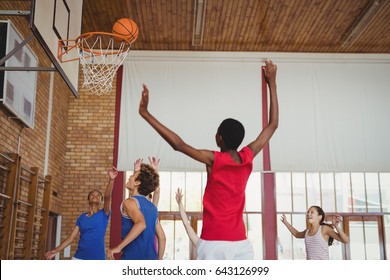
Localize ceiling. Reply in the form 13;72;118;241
0;0;389;54
81;0;390;53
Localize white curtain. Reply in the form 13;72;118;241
118;51;390;172
272;56;390;172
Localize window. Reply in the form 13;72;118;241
276;171;390;260
126;170;263;259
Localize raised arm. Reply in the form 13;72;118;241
148;156;161;206
326;215;350;243
134;158;142;172
106;199;146;260
155;220;166;259
175;188;199;246
139;84;214;166
247;60;279;156
104;166;118;214
45;226;80;259
280;214;306;239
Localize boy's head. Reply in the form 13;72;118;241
217;118;245;150
129;163;159;196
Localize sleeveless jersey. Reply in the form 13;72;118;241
201;146;254;241
304;226;329;260
120;195;158;260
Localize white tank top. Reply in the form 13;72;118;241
304;226;329;260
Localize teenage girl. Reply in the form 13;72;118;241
281;206;349;260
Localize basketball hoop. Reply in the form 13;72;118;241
58;32;133;95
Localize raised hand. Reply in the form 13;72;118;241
139;84;150;116
134;158;143;172
331;215;342;227
263;59;277;84
108;166;118;180
280;214;288;225
175;188;183;205
148;156;160;171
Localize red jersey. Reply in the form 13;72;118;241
200;146;254;241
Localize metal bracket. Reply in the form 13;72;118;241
0;34;34;65
0;10;30;17
0;67;55;71
0;33;55;71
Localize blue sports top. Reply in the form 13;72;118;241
120;195;158;260
74;208;110;260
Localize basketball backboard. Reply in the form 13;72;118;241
30;0;83;97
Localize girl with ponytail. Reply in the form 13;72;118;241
281;206;349;260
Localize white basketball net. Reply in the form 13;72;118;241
77;35;131;95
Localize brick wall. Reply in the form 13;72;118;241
0;3;70;216
60;75;117;259
1;2;119;259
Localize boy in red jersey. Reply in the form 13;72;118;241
139;60;278;259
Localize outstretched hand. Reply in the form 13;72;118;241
148;156;160;171
45;250;57;260
331;215;342;227
263;59;277;84
280;214;288;225
175;188;183;205
108;166;118;180
139;84;149;116
134;158;143;172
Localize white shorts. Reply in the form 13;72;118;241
196;239;254;260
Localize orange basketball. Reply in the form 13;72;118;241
112;18;139;43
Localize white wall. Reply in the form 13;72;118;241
118;52;390;172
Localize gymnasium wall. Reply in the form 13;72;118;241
0;4;69;217
0;2;70;260
60;76;117;259
1;4;389;259
0;1;117;259
119;51;390;173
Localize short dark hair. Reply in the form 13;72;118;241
136;163;159;196
218;118;245;150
